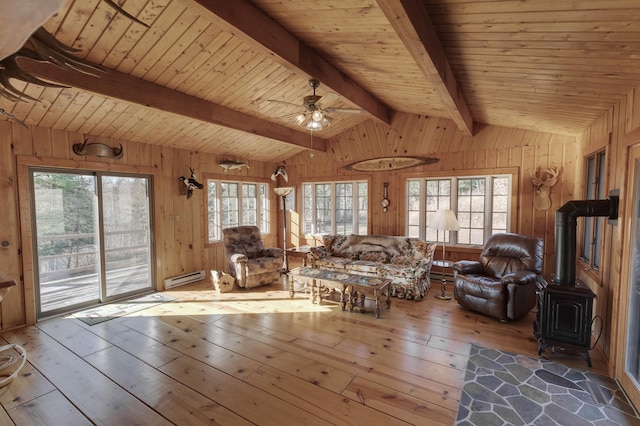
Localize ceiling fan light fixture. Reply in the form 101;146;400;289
312;110;324;121
271;79;349;131
306;119;323;131
295;113;306;125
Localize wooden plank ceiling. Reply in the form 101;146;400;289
2;0;640;162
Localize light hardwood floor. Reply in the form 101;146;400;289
0;273;608;425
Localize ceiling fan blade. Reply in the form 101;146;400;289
276;112;302;120
318;91;340;106
267;99;301;108
324;107;363;114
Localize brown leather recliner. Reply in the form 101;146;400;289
453;233;543;322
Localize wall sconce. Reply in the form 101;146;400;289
382;182;390;212
529;166;560;210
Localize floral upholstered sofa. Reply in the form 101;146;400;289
308;234;437;301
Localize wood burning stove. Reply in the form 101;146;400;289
534;195;618;367
535;277;596;367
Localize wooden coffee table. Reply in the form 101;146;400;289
287;267;321;302
288;267;391;318
288;267;349;308
345;275;391;318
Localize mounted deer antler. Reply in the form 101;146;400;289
529;166;560;210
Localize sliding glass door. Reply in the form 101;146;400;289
101;176;153;298
618;144;640;410
31;169;154;318
33;172;100;314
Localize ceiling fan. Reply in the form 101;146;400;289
268;79;363;131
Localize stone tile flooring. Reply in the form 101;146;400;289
456;345;640;426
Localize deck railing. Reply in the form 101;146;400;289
37;230;150;281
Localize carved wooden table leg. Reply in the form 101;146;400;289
288;268;318;303
340;284;347;311
385;286;391;310
349;289;358;312
288;273;295;299
374;288;382;318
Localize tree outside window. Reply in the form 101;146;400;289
302;181;368;235
207;179;269;243
406;175;511;245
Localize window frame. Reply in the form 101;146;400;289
579;148;607;275
404;168;517;247
205;176;271;244
301;180;369;236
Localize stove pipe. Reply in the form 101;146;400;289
553;196;619;286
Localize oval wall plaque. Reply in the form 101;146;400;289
344;156;438;172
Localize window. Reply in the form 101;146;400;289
406;175;511;245
302;181;368;235
580;150;606;270
207;179;270;243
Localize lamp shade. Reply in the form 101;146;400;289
273;187;294;197
312;110;324;121
321;115;333;127
430;209;460;231
306;119;322;131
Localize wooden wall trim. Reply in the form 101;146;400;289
399;166;518;179
15;165;31;326
203;173;272;183
16;155;160;176
296;175;373;183
581;134;610;157
623;125;640;146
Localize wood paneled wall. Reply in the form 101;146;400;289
0;111;586;335
578;83;640;374
285;113;578;269
0;121;277;329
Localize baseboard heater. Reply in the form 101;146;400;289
164;270;205;289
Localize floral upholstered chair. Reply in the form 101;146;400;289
222;226;284;289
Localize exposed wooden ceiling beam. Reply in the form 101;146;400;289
376;0;474;136
184;0;392;125
20;60;326;152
